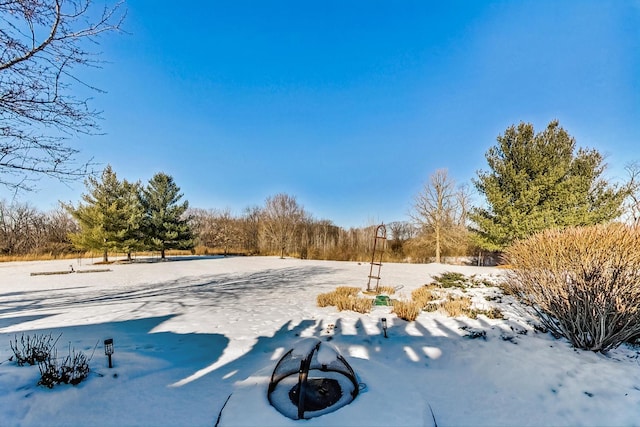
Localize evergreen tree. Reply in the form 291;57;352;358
119;179;145;260
65;165;142;262
140;173;193;259
470;120;626;251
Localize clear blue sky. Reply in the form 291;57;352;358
6;0;640;228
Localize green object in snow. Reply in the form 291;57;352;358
374;295;390;306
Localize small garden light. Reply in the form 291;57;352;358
381;318;388;338
104;338;114;368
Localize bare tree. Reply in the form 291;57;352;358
187;208;217;248
210;208;239;256
387;221;417;256
0;0;125;192
240;205;261;254
261;193;305;258
411;169;469;263
623;162;640;224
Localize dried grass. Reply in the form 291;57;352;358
316;292;335;307
377;286;396;295
441;295;475;318
411;285;439;308
334;287;361;297
317;287;372;313
392;299;422;321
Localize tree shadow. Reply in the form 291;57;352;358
0;314;57;329
0;266;339;316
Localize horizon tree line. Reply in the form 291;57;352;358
1;120;639;263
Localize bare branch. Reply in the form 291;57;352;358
0;0;125;192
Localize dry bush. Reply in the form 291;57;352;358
38;347;90;388
481;307;504;319
352;297;374;314
334;287;361;297
392;300;422;321
317;287;360;307
335;295;372;313
411;286;439;308
441;295;476;318
377;286;396;295
424;302;440;312
506;223;640;352
316;292;335;307
317;287;372;313
10;333;59;366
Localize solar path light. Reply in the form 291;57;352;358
381;318;388;338
104;338;114;368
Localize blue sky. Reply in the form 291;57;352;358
6;0;640;228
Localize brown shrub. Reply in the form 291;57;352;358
317;287;372;313
505;223;640;352
392;300;422;321
334;287;361;297
411;286;439;308
377;286;397;295
423;302;440;312
317;292;335;307
352;297;374;314
334;295;372;313
441;295;476;318
483;307;504;319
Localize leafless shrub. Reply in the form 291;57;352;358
10;333;59;366
38;346;91;388
506;223;640;352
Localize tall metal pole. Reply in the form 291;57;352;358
366;224;387;292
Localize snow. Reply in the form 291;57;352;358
315;340;340;365
291;337;321;358
1;256;640;426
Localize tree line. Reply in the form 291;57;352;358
1;120;638;263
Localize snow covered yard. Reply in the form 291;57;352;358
1;256;640;426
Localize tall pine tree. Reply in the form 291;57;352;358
140;173;193;259
470;120;626;251
65;165;143;262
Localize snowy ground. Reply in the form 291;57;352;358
1;256;640;426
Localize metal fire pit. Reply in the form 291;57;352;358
267;338;359;420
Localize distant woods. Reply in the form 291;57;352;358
0;190;428;262
0;167;432;262
1;120;639;263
